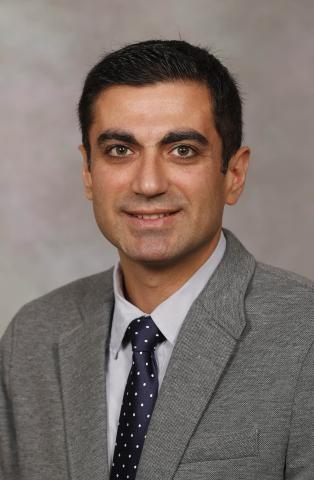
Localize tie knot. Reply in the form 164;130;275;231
126;316;165;352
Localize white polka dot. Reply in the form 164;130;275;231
146;362;148;366
124;443;127;447
138;424;141;428
141;403;144;407
128;454;132;458
147;414;150;418
143;383;146;386
151;373;154;377
135;392;138;396
136;444;139;448
133;413;136;416
139;351;143;355
122;464;125;468
121;433;124;436
137;371;140;375
134;465;137;469
137;319;140;322
130;433;134;437
146;325;149;328
150;394;153;397
135;332;138;335
128;402;131;406
144;339;148;343
156;333;159;337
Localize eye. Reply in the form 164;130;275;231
171;145;197;158
106;145;133;157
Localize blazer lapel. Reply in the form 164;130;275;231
58;273;114;480
136;229;256;480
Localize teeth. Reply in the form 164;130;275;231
135;213;170;219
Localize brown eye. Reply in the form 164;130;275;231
107;145;133;156
172;145;196;157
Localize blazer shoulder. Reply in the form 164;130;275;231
2;268;114;343
20;267;114;311
253;261;314;294
247;261;314;335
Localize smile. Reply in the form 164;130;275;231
130;213;173;219
124;210;181;226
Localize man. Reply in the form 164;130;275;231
1;40;314;480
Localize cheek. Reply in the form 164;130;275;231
91;168;116;202
176;170;223;212
91;163;132;199
90;179;115;227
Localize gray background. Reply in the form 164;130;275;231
1;0;313;337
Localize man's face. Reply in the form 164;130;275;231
81;81;249;268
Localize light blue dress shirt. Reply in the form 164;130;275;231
106;231;226;467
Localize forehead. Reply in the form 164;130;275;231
89;81;216;140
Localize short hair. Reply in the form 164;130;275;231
78;39;243;173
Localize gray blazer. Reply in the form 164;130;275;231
1;229;314;479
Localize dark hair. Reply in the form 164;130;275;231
78;39;243;173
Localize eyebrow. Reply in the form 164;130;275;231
160;130;209;146
96;128;210;148
97;130;139;147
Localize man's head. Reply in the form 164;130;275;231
78;39;243;174
78;40;250;271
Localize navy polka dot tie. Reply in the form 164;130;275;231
110;315;165;479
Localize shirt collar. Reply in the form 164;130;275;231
110;231;226;358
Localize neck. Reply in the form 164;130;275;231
118;230;221;313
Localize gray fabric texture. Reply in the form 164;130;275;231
1;228;314;480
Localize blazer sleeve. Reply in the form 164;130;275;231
0;319;19;479
285;339;314;479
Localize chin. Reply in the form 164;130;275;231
128;252;172;265
121;245;189;268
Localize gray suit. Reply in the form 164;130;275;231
1;229;314;479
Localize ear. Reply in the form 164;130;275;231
224;146;250;206
79;144;93;201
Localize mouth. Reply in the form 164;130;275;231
126;211;179;219
123;209;182;226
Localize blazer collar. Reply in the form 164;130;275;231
58;272;114;480
57;228;256;480
200;228;256;340
136;228;256;479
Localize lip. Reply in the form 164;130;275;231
125;209;180;216
124;210;182;227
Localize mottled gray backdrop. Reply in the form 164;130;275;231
1;0;314;336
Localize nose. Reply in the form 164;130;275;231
131;151;169;198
